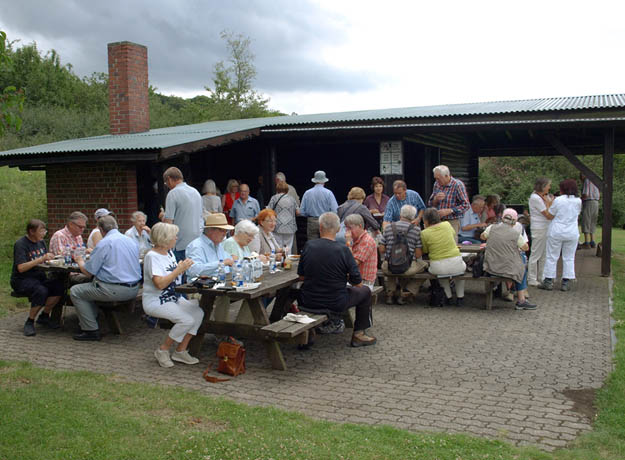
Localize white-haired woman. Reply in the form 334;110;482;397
223;219;259;260
125;211;152;256
201;179;223;215
142;222;203;368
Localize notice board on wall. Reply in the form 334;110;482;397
379;141;403;175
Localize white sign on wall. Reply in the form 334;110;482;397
380;141;403;175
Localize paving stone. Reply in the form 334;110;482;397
0;251;611;451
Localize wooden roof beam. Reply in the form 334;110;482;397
544;133;603;188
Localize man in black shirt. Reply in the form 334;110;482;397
11;219;64;336
298;212;376;347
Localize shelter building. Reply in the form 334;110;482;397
1;41;622;275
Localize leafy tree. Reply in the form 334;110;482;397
0;31;25;135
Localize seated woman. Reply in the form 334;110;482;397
87;208;113;250
223;219;259;260
482;208;537;310
363;176;390;218
250;209;284;261
483;195;501;224
421;208;466;306
142;222;204;368
125;211;152;256
11;219;64;336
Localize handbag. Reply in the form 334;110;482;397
216;336;246;376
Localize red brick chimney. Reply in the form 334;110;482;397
107;41;149;134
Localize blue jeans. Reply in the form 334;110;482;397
514;253;528;291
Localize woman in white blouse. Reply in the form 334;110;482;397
527;178;553;286
142;223;203;368
125;211;152;256
539;179;582;292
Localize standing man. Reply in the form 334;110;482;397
428;165;470;242
579;172;600;249
458;197;487;243
299;170;339;240
382;180;425;229
229;183;261;224
49;211;88;255
70;216;142;341
275;172;300;206
162;166;203;261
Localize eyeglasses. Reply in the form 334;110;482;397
71;221;86;230
263;219;276;224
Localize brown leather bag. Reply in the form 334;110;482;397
216;337;246;377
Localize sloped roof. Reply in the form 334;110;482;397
1;93;624;158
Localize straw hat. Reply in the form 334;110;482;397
203;213;234;230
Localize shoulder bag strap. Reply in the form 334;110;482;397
271;193;286;210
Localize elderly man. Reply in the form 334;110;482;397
230;183;261;224
298;212;376;347
579;172;600;249
382;180;425;229
379;205;426;305
344;214;378;290
162;166;203;261
458;196;487;244
70;216;142;341
428;165;470;241
300;170;339;241
275;171;300;206
186;213;235;322
50;211;88;255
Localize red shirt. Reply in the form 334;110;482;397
351;231;378;283
223;192;240;224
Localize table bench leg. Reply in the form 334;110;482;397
189;333;204;357
264;340;287;370
484;280;493;310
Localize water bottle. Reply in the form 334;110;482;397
64;244;72;265
253;258;263;280
233;261;243;287
217;259;226;284
269;250;276;274
243;260;252;283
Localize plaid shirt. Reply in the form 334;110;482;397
428;176;470;220
350;231;378;283
49;226;84;255
582;178;600;201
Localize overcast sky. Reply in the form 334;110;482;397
2;0;624;115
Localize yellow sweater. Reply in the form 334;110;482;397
421;221;460;261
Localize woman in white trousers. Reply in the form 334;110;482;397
539;179;582;292
527;178;553;286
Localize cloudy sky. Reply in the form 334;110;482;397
2;0;624;115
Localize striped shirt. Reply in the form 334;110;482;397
428;176;470;220
383;189;426;223
582;178;600;201
379;220;422;261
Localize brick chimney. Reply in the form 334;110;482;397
107;41;149;134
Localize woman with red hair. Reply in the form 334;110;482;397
539;179;582;292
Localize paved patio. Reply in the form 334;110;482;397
0;249;612;451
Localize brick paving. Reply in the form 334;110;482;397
0;249;612;451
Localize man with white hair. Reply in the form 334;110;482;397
428;165;470;241
298;212;376;347
458;196;487;244
379;205;425;305
275;172;300;206
299;170;338;240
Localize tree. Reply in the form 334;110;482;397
0;31;25;135
204;31;278;120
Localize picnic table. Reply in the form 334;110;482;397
175;262;326;370
36;262;82;324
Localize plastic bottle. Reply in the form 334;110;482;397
253;258;263;280
233;261;243;287
217;259;226;284
64;244;72;265
243;260;252;283
269;250;276;274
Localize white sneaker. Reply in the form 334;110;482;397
154;349;174;368
527;280;539;287
171;350;200;365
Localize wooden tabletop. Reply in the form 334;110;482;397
38;262;81;273
457;244;484;254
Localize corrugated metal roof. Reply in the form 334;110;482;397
2;93;624;157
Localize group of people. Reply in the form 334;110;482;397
12;161;594;368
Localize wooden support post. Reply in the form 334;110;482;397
601;129;614;277
545;134;604;189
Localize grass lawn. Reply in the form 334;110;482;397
0;166;624;459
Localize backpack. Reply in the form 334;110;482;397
387;222;414;274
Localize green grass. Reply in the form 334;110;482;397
1;167;624;459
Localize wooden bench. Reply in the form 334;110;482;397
376;271;512;310
94;289;142;335
260;313;327;346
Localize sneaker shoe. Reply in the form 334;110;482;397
515;300;537;310
154;349;174;368
444;296;453;306
561;279;571;292
527;280;540;287
171;350;200;365
590;241;596;248
24;321;36;337
318;319;345;334
503;292;514;302
456;297;464;307
351;332;377;347
538;278;554;291
36;314;60;329
396;296;406;305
